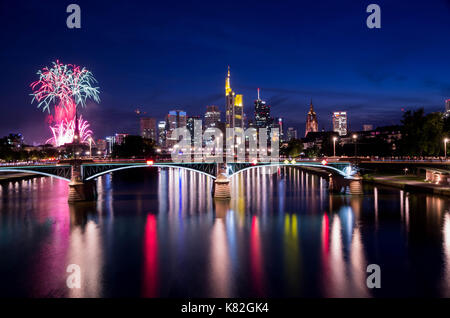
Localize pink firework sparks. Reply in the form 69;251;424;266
47;115;93;147
31;60;100;146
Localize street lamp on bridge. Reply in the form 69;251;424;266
352;134;358;157
444;138;449;160
333;136;337;157
88;137;93;159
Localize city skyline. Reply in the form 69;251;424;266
10;63;450;146
1;0;450;144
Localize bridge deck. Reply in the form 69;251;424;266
0;160;355;181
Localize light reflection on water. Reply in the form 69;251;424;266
0;167;450;297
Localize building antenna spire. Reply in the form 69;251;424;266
257;87;260;100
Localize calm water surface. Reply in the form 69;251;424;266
1;167;450;297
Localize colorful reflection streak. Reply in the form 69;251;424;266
250;216;265;296
208;217;231;297
142;214;159;297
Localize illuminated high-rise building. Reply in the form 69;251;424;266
305;100;318;137
277;117;284;142
165;110;187;148
187;115;201;142
114;133;128;145
332;111;348;136
96;139;107;155
286;127;298;141
105;136;115;154
234;94;244;128
225;67;244;129
140;117;157;141
158;121;166;146
254;88;271;129
205;105;221;128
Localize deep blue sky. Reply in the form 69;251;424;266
1;0;450;144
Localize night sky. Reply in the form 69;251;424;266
1;0;450;144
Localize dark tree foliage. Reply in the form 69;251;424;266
112;135;156;158
305;145;320;158
281;139;304;158
0;137;58;161
400;108;444;156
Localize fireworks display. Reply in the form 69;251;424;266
30;60;100;146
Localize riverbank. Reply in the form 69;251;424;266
363;174;450;196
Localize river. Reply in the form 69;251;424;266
0;167;449;297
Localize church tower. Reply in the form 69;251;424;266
305;99;318;137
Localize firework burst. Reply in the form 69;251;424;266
48;115;93;147
30;60;100;146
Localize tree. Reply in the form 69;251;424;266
400;108;443;156
305;145;320;158
282;139;304;158
112;135;156;158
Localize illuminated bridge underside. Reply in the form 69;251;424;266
84;162;354;180
0;165;72;182
0;161;355;182
227;162;354;179
82;163;218;180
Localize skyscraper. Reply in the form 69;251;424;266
305;100;318;137
204;105;221;128
254;88;271;129
114;133;128;145
225;67;244;129
140;117;157;141
187;115;201;142
332;111;348;136
158;121;166;147
105;136;115;154
286;127;298;141
165;110;187;149
277;117;284;142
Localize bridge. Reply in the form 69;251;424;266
0;159;361;202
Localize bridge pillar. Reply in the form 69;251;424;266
329;173;363;195
68;161;97;202
328;174;343;193
348;174;363;195
213;166;231;199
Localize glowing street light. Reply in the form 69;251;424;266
333;136;337;157
352;134;358;157
445;138;449;160
88;137;93;158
